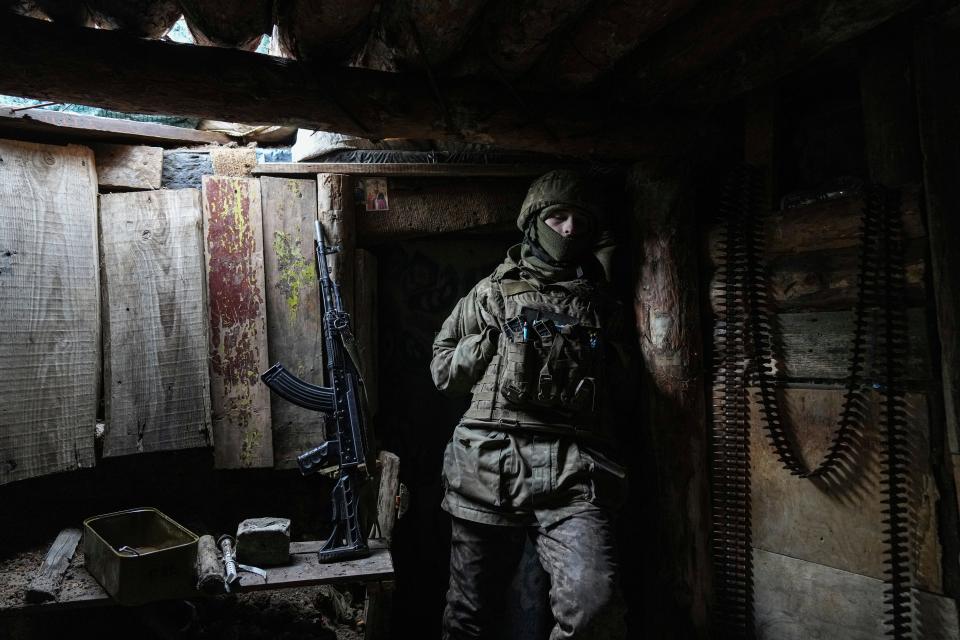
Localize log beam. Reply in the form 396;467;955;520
628;159;711;637
0;14;695;159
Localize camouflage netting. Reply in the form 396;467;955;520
0;95;201;128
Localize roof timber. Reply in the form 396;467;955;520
0;14;698;159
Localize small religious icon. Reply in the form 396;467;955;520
363;178;389;211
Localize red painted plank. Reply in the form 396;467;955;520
202;176;273;468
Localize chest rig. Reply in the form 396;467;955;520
462;274;608;435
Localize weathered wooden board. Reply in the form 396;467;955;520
750;388;941;592
375;450;400;542
355;178;527;244
202;176;273;469
0;140;98;485
774;308;929;382
706;185;924;263
0;106;230;147
1;541;392;612
91;143;162;190
99;189;211;457
354;248;378;417
25;528;82;604
707;240;926;312
260;176;325;468
253;163;575;178
754;549;958;640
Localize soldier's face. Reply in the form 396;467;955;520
543;208;591;237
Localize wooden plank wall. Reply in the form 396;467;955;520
754;550;958;640
202;175;273;469
99;189;211;457
0;145;392;479
260;176;325;468
749;390;942;590
91;143;163;191
0;140;99;485
706;97;948;634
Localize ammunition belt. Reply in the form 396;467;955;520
712;167;914;639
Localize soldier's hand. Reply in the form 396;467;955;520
480;325;500;361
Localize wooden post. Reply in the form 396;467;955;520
915;12;960;597
363;450;400;640
628;160;711;638
317;174;355;317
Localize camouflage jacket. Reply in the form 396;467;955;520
430;246;630;526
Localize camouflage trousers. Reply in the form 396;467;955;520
442;508;626;640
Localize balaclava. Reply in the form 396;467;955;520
532;204;596;263
516;170;604;278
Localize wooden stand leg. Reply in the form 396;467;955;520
363;451;401;639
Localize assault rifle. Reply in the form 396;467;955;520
260;221;370;563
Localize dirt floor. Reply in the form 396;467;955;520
0;543;368;640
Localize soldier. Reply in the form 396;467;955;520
430;170;631;640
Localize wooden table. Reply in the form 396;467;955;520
0;539;393;613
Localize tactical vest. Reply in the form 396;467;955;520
462;275;614;441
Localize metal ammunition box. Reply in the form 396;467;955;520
82;507;198;606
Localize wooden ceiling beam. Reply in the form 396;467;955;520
0;14;697;159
